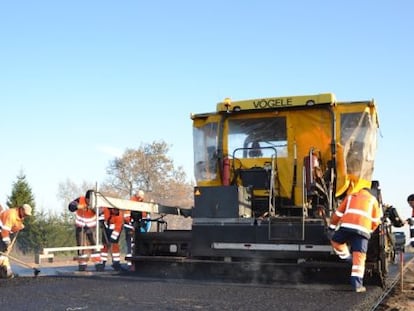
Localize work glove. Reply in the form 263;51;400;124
326;228;335;240
411;241;414;247
406;218;414;226
68;202;78;212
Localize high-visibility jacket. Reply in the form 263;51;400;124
100;207;124;242
0;208;25;244
329;188;382;239
68;196;97;228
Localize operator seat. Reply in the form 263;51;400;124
249;141;263;158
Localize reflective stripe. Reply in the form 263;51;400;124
344;195;352;213
351;265;365;278
331;240;350;259
1;225;11;231
346;208;371;218
110;231;120;240
335;210;344;217
112;252;121;261
75;214;97;227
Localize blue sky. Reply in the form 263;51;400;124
1;1;413;219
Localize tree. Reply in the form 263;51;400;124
6;172;38;253
105;140;193;207
34;210;75;249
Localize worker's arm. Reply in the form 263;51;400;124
1;220;13;245
329;196;348;229
68;199;79;212
109;216;124;242
68;198;87;212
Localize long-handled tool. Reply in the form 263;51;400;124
0;251;41;276
6;233;19;256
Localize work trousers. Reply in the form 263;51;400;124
331;229;368;289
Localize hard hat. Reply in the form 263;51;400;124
85;189;94;200
137;190;145;197
23;204;32;216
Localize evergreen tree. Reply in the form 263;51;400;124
6;172;39;253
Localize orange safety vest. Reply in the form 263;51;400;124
101;207;124;241
75;196;97;228
0;208;25;244
330;189;382;238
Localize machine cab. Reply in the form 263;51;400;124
192;93;379;220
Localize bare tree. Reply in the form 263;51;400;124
104;140;193;207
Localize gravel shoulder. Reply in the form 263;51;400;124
376;253;414;311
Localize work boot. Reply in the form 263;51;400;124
95;264;104;272
6;266;14;278
355;286;366;293
7;273;16;279
112;261;122;271
0;265;8;278
95;261;106;272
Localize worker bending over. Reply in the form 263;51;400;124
0;204;32;278
68;189;100;271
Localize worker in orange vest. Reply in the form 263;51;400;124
68;189;100;271
328;188;382;293
0;204;32;278
96;207;125;271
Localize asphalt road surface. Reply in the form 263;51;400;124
4;252;413;311
0;264;386;311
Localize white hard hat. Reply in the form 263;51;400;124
23;204;32;216
137;190;145;197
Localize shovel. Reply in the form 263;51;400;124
0;251;41;277
6;233;19;256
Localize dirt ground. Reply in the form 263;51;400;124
376;255;414;311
